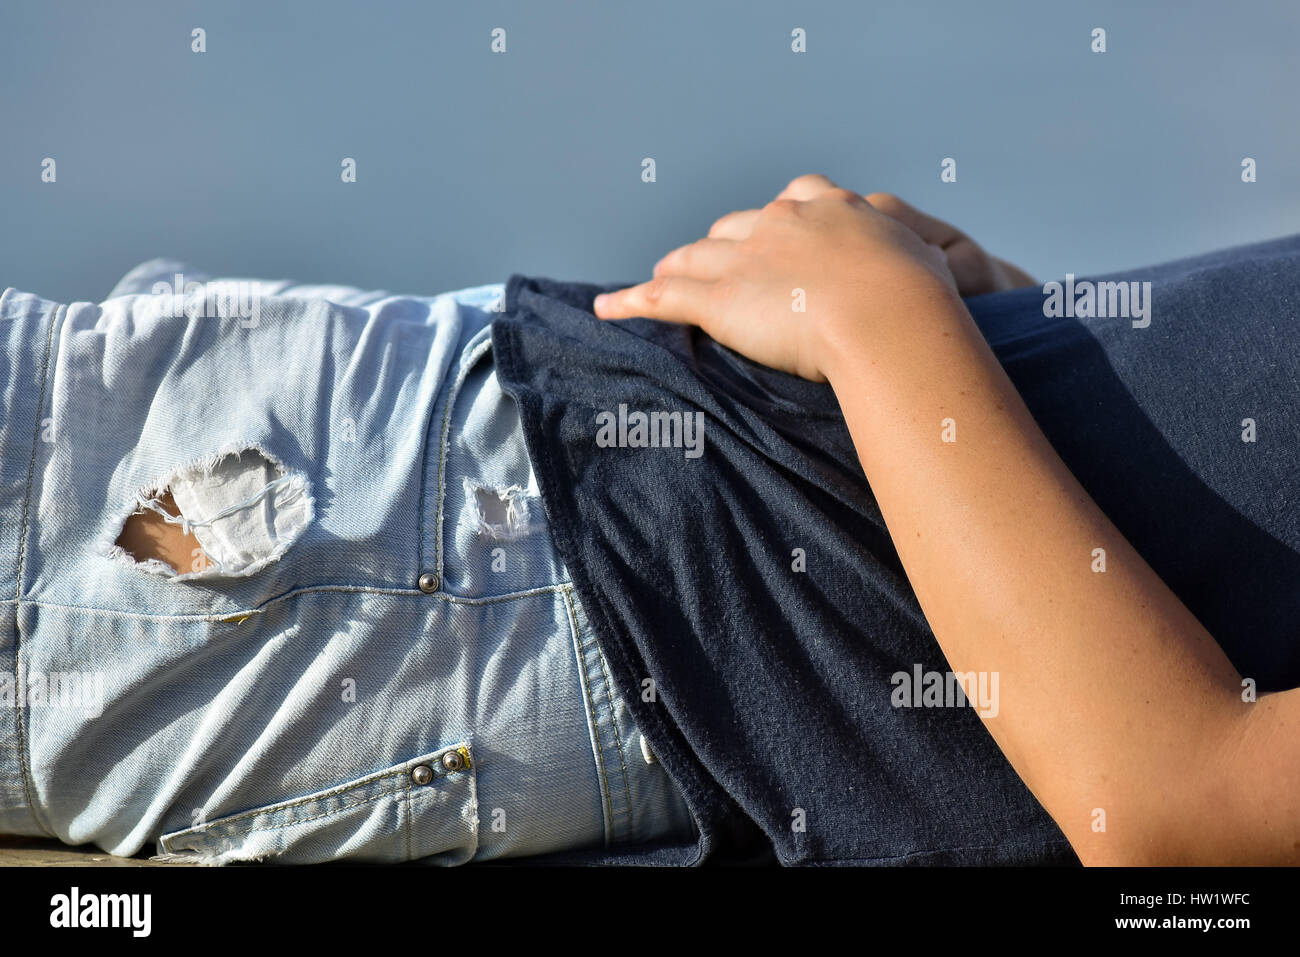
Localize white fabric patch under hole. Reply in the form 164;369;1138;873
167;449;311;576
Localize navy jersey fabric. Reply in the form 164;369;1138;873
490;233;1300;866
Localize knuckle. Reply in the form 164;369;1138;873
658;245;684;271
711;278;738;305
764;197;800;217
787;172;831;192
642;276;669;303
827;187;864;205
707;213;734;237
657;247;688;276
864;191;901;210
946;237;984;267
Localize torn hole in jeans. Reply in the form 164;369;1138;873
463;477;532;541
109;445;313;581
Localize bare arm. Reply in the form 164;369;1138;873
593;174;1300;864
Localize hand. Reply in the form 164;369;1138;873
861;192;1037;297
593;174;965;382
592;174;1026;382
690;179;1037;298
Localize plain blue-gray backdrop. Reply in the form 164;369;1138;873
3;0;1297;303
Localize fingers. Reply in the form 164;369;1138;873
707;175;852;240
595;176;906;327
592;275;716;326
994;255;1038;289
864;192;964;249
708;208;760;239
653;237;739;280
776;173;842;201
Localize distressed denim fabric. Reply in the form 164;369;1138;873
490;233;1300;866
0;261;695;863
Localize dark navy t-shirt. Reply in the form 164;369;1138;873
490;234;1300;866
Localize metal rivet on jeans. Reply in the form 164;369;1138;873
417;572;439;594
440;750;465;773
411;765;434;786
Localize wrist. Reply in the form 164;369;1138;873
816;276;972;386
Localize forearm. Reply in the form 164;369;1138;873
822;279;1266;864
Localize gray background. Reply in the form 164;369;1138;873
2;0;1297;303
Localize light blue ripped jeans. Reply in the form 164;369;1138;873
0;260;695;864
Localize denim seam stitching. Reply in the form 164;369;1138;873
166;789;403;850
161;748;473;846
586;622;633;839
433;335;495;588
219;789;401;837
563;587;615;846
19;580;577;623
464;745;481;861
12;300;62;839
175;771;408;834
413;344;441;583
